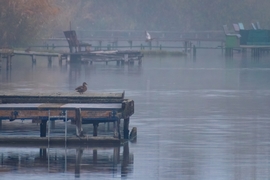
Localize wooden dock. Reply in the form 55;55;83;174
61;50;143;65
0;92;134;145
0;48;143;70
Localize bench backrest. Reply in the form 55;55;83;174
63;30;79;47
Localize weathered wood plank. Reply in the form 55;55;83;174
0;109;114;119
0;92;125;103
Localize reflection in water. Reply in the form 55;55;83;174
0;143;133;178
2;48;270;179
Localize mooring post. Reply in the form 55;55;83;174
40;120;47;137
75;108;83;137
98;40;102;50
113;119;121;139
58;54;62;66
48;56;52;64
184;41;188;53
123;118;130;139
93;123;98;136
128;40;133;49
32;55;36;64
193;45;196;57
221;41;224;55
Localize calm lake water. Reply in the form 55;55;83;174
1;48;270;179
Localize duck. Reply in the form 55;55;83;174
25;47;31;53
75;82;87;94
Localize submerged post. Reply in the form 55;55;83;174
123;118;130;139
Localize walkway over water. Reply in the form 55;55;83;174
0;92;134;143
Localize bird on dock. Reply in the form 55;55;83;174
75;82;87;94
25;47;31;53
145;31;153;42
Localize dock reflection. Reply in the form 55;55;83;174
0;143;133;178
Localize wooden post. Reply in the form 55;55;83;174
184;41;188;53
128;40;133;49
48;56;52;64
193;45;196;57
58;55;62;66
98;40;102;50
40;120;47;137
75;108;84;137
123;118;130;139
32;55;36;64
114;120;120;139
75;148;83;178
93;123;98;136
0;120;2;129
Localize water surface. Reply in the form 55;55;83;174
1;49;270;179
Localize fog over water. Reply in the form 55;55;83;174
1;47;270;179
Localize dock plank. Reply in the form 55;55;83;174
0;92;125;103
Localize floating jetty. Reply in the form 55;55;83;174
0;92;134;145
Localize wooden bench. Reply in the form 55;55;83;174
64;30;91;53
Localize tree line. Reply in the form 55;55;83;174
1;0;270;46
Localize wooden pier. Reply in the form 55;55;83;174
0;92;134;145
0;48;143;70
62;50;143;65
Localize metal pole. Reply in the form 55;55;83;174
65;110;67;143
48;110;50;144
